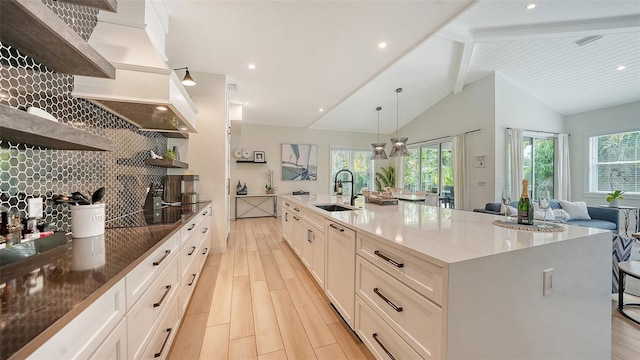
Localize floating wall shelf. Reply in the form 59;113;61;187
0;104;114;151
0;0;116;78
236;160;268;164
144;159;189;169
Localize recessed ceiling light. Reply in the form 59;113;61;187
617;65;626;71
526;3;536;10
378;42;387;49
156;105;168;111
248;64;256;70
319;108;324;112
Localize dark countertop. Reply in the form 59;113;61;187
0;202;211;360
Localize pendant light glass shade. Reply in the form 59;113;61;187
370;106;388;160
389;87;408;157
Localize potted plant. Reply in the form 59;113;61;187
265;170;276;194
606;190;625;208
375;166;395;191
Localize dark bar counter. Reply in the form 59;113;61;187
0;202;211;360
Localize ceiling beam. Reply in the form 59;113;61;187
473;15;640;42
453;41;474;94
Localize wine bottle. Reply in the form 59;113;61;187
517;179;534;225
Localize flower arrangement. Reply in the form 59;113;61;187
265;170;276;193
606;190;625;203
607;169;627;207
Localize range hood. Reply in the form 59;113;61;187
72;0;197;135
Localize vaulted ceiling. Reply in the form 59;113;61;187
164;0;640;134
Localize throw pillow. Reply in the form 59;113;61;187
553;209;570;222
559;200;591;220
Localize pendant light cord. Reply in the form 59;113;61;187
376;106;381;143
395;88;402;138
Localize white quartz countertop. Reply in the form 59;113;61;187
281;194;609;265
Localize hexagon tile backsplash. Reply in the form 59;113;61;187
0;2;171;232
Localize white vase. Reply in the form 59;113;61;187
609;199;620;208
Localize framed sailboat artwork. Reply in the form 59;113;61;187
282;144;317;181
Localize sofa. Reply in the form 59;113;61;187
473;199;620;233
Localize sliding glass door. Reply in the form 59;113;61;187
402;140;454;206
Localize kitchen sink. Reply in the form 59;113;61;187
315;204;355;212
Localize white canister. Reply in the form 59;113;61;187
70;203;105;238
70;234;106;271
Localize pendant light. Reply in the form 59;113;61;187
389;87;408;157
370;106;388;159
173;67;196;86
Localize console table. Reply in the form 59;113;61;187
235;194;278;219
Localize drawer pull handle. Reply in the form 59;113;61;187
153;250;171;266
202;227;209;234
329;223;345;232
188;246;196;256
154;328;172;358
294;207;301;212
372;333;396;360
374;250;404;268
307;229;312;243
153;285;172;308
203;211;208;216
293;216;300;221
202;247;208;255
285;213;289;221
285;202;290;206
188;223;196;231
188;273;197;286
373;288;403;312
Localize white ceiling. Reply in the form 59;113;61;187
163;1;640;134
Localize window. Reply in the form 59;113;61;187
402;140;453;195
330;147;374;195
523;134;555;199
589;131;640;194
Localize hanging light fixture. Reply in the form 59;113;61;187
389;87;408;157
370;106;388;160
173;67;196;86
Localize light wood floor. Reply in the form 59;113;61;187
169;217;640;360
168;217;374;360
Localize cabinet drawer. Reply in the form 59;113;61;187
127;258;179;360
139;296;180;360
197;226;210;270
355;297;422;360
180;216;204;247
179;258;201;315
358;233;444;305
30;279;126;360
126;234;179;310
356;256;442;359
90;318;127;360
179;231;200;279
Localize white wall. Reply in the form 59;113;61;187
494;72;565;197
565;101;640;206
174;72;228;250
398;74;496;210
230;122;377;218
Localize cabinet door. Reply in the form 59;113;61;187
300;221;313;270
310;226;325;290
90;319;128;360
325;222;356;329
291;214;304;256
281;210;294;246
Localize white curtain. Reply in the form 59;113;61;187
508;128;524;200
555;133;571;201
453;133;469;210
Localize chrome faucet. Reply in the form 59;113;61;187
334;169;357;206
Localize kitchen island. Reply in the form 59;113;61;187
280;194;611;359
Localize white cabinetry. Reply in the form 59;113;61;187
300;218;325;289
325;221;356;328
29;279;126;360
281;205;294;246
90;316;128;360
355;233;445;359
